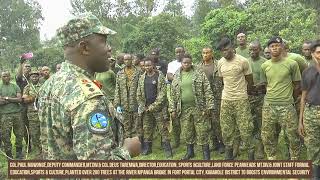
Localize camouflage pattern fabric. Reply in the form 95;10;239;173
261;103;300;160
220;99;254;151
180;107;209;145
57;12;116;46
137;71;168;141
0;113;23;155
303;104;320;166
114;66;140;138
169;66;214;117
249;95;264;141
38;62;130;160
142;111;170;142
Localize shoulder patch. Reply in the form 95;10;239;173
87;111;110;134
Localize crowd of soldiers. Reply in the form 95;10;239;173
0;13;320;179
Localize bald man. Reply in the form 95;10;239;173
235;33;250;59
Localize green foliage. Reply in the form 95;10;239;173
201;6;251;47
181;37;211;62
122;13;190;61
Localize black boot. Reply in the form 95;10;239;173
139;136;144;152
225;147;234;160
162;141;173;158
5;150;13;159
202;144;210;160
313;165;320;180
218;142;225;154
248;150;255;160
142;141;152;155
16;147;23;159
181;144;195;160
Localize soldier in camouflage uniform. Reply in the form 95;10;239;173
298;40;320;179
248;41;267;159
170;54;214;160
137;57;172;158
37;13;140;160
0;71;23;159
22;70;42;156
198;47;225;154
217;37;255;160
114;54;141;139
260;37;301;160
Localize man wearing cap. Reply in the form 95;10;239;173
37;13;140;160
22;70;42;156
235;33;250;59
0;71;23;159
260;36;301;160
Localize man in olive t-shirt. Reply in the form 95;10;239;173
235;33;250;59
260;37;301;160
0;71;23;159
217;37;255;160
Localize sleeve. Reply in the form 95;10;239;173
300;70;309;91
203;73;214;110
114;74;120;107
243;59;252;75
71;96;131;160
137;76;144;110
217;61;223;77
149;74;167;112
167;61;174;74
23;85;29;96
15;84;22;94
168;78;178;112
291;61;302;82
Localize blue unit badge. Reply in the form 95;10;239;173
88;112;110;134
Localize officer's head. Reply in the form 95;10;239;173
237;33;246;46
181;54;192;72
144;56;155;73
23;63;31;75
57;13;116;73
267;36;284;58
123;54;133;68
202;47;213;62
217;37;235;60
249;40;261;59
310;39;320;63
41;66;50;78
1;71;10;84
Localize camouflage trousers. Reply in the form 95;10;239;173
142;111;170;142
27;111;41;152
21;105;29;144
249;95;264;140
0;113;24;153
123;112;138;138
167;84;181;143
220;99;254;151
209;100;223;144
303;104;320;166
261;103;300;160
180;106;209;145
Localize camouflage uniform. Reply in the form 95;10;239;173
303;104;320;166
38;13;130;160
170;67;214;146
137;71;169;141
23;82;42;153
198;61;224;149
114;67;140;138
0;82;23;158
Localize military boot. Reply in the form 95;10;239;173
248;149;255;160
181;144;195;160
142;141;152;155
313;165;320;180
225;147;234;160
16;147;23;159
162;141;173;158
202;144;210;160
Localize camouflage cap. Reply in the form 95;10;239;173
57;12;116;46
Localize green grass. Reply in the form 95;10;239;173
0;130;308;179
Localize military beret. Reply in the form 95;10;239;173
267;36;283;47
57;12;116;46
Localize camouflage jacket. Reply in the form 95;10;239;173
23;82;42;112
38;62;130;160
137;71;167;113
198;61;223;101
169;66;214;116
114;67;140;112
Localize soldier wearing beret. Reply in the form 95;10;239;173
37;13;140;160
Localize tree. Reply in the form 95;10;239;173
182;36;211;62
0;0;43;69
122;13;189;61
163;0;184;17
133;0;159;17
298;0;320;35
192;0;219;29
